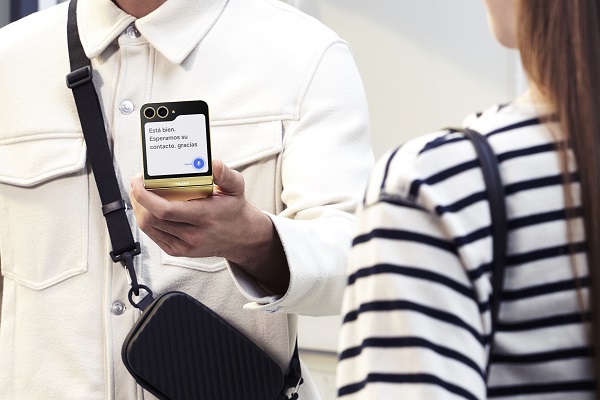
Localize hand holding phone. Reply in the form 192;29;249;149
140;100;213;201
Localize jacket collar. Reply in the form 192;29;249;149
78;0;229;64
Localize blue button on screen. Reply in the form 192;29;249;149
192;157;205;170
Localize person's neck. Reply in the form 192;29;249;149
513;77;545;104
113;0;167;18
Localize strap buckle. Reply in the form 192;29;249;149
110;242;141;264
289;377;303;400
110;242;142;295
128;285;155;311
66;65;93;89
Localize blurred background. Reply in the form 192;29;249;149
1;1;522;398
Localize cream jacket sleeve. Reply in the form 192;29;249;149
230;40;374;316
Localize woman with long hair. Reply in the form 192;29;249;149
337;1;599;398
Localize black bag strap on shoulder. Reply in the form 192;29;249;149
65;0;302;398
66;0;147;304
449;128;507;383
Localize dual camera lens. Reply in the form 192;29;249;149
144;106;170;119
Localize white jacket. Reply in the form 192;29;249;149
0;0;373;398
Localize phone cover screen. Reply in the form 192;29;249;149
141;101;211;179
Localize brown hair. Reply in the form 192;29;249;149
518;0;600;392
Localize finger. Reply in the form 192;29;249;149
132;197;200;239
130;187;208;248
212;159;245;196
130;173;201;223
142;224;192;256
148;218;206;246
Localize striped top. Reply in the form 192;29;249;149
337;102;595;400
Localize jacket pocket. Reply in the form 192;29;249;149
0;134;89;290
211;120;283;170
160;255;229;272
160;120;283;272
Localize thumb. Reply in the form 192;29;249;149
212;159;245;196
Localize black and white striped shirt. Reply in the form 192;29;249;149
337;102;595;399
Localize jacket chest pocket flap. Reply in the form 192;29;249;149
161;120;283;272
0;134;89;290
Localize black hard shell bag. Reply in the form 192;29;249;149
65;1;302;399
122;292;285;400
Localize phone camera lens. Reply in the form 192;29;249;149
157;106;169;118
144;107;155;119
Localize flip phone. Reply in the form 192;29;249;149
140;100;213;201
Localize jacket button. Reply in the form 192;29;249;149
126;24;141;39
119;100;135;115
110;301;126;315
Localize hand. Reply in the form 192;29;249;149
130;159;289;294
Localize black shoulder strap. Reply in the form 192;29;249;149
66;0;143;298
451;128;507;382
